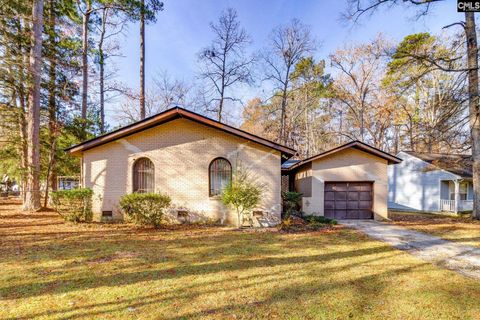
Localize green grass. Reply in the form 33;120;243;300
2;202;480;319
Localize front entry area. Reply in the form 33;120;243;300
324;182;373;219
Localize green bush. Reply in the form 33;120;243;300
282;191;302;219
119;192;171;228
51;188;93;222
222;168;263;228
304;215;337;225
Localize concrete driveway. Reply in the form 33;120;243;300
341;220;480;280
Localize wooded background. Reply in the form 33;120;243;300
0;0;477;215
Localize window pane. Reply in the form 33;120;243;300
460;182;468;194
133;158;154;193
209;158;231;196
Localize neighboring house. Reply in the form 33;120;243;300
66;107;295;225
388;151;473;213
283;141;401;220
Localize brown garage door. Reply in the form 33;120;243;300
324;182;373;219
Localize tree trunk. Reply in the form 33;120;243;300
23;0;44;211
139;0;146;120
44;0;57;208
99;8;107;133
465;12;480;219
280;84;288;144
18;52;29;202
305;109;310;157
81;0;91;133
360;106;365;142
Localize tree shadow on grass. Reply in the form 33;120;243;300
0;243;396;301
4;251;414;320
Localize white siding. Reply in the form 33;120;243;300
388;152;459;212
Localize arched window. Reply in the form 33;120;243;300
133;157;155;193
209;158;232;197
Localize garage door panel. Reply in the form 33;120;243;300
324;209;335;218
347;192;358;201
360;184;372;191
359;192;371;200
346;210;359;219
348;183;363;191
335;201;347;209
324;201;335;210
359;200;372;209
325;184;335;191
324;182;373;220
335;192;346;200
325;191;335;201
347;201;358;209
334;184;348;191
359;209;373;219
333;210;347;219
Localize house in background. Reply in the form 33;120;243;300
388;151;473;213
283;141;401;220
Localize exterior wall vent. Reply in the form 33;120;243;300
102;211;113;217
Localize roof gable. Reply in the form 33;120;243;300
287;140;401;171
66;107;296;158
402;151;472;178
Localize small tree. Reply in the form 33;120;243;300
282;191;302;219
221;168;263;228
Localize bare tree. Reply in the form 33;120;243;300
96;7;127;133
23;0;44;211
344;0;480;217
80;0;92;134
115;72;191;124
139;0;164;120
198;8;253;122
465;11;480;218
140;0;146;120
263;19;314;144
330;35;391;144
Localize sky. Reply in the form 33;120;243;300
105;0;463;126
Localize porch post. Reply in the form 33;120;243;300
454;180;460;214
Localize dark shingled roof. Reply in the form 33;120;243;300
404;151;472;178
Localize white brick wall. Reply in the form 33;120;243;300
81;118;282;224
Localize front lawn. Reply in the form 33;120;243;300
2;202;480;319
389;210;480;248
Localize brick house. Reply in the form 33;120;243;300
67;107;400;224
67;107;295;225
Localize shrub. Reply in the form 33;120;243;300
304;215;337;225
282;191;302;219
222;168;263;228
278;215;337;233
119;192;171;228
51;188;93;222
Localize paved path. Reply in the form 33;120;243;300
341;220;480;280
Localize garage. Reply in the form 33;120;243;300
324;182;373;219
285;140;402;220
